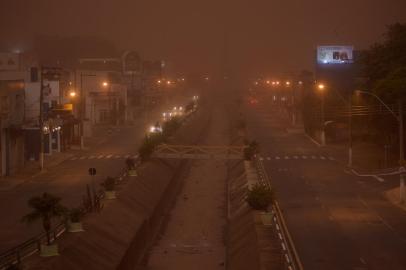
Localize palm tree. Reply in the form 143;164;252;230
22;193;66;245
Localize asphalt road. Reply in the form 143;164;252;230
244;98;406;270
0;96;190;253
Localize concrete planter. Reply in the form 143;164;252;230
40;244;59;257
105;190;116;200
260;211;274;226
67;221;84;233
128;169;137;177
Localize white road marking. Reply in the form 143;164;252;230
89;155;96;159
328;156;335;160
106;154;113;159
311;155;316;159
259;157;264;161
284;156;289;159
70;157;78;161
97;155;104;159
125;154;130;158
275;156;280;160
320;156;326;160
360;257;367;265
293;156;298;159
114;155;121;159
302;155;307;159
79;156;86;160
266;157;271;160
133;154;139;158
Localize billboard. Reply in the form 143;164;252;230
317;46;354;64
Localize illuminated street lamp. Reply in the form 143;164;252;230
102;81;109;87
69;91;77;98
317;83;325;91
285;81;291;86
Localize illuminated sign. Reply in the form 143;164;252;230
317;46;354;64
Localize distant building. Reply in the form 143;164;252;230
0;53;27;175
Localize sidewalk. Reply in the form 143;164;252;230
0;94;192;254
325;141;399;173
0;151;76;191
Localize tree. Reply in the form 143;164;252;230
22;193;66;245
362;23;406;103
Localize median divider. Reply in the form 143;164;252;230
253;155;304;270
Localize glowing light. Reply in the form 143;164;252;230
317;83;326;91
69;91;77;98
102;82;108;87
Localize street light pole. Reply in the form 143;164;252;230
317;83;326;146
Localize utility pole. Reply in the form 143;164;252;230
80;73;84;149
321;92;326;146
399;100;405;202
348;91;353;167
39;66;44;170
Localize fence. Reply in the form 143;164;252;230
253;155;304;270
0;165;132;269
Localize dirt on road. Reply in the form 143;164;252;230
146;104;229;270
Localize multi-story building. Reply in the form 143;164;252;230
0;53;27;175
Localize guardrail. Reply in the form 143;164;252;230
253;155;304;270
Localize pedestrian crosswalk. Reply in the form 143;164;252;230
69;154;138;161
259;155;335;162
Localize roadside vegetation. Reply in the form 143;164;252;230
246;183;274;211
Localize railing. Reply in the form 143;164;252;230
253;155;304;270
0;102;199;268
0;222;66;269
153;144;246;160
0;165;134;269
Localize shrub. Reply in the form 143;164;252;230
246;183;274;210
101;177;116;191
138;133;164;161
244;140;259;160
125;157;136;170
68;207;85;223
